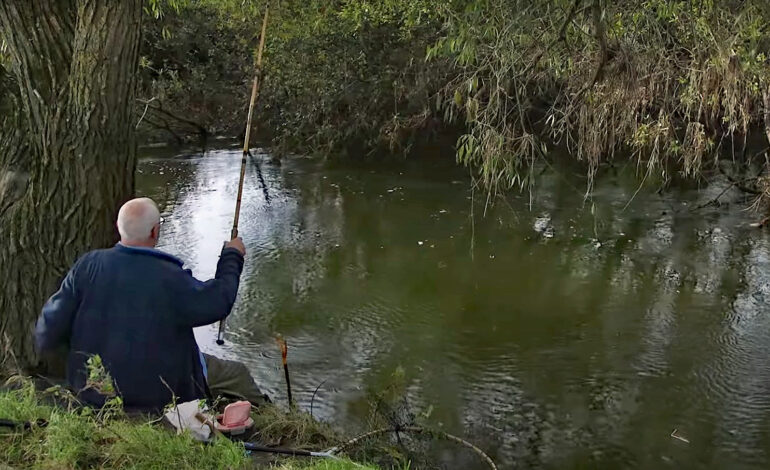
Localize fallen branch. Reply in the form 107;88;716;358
329;426;498;470
136;98;209;138
140;116;184;145
717;163;761;195
690;182;736;211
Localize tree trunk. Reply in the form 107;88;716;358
0;1;142;371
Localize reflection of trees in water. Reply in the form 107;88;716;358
136;156;199;213
424;172;768;468
232;163;346;332
697;238;770;464
138;154;770;468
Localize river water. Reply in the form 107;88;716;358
137;146;770;469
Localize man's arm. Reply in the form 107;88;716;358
173;243;245;328
35;263;82;353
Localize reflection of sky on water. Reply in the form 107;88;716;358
138;149;770;469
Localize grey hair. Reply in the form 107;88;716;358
117;198;160;243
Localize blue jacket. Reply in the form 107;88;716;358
35;244;244;413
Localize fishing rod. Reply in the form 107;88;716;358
217;2;271;346
242;442;339;459
196;412;336;460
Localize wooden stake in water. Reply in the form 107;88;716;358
217;4;270;346
277;336;293;405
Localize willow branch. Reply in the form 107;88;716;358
521;0;582;78
762;89;770;149
573;0;608;100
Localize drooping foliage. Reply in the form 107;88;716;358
140;0;770;194
436;0;770;192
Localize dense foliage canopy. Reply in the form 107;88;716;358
139;0;770;196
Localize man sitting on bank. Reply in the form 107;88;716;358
35;197;268;412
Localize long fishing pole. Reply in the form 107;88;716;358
217;3;270;346
197;413;339;459
242;442;338;459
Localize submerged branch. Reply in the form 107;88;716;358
717;163;761;195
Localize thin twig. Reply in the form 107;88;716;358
310;379;327;419
135;97;156;129
159;376;182;431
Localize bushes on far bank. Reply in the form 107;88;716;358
138;1;770;203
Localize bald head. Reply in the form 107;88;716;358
117;198;161;247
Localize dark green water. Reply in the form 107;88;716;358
137;146;770;469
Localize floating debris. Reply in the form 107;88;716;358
670;429;690;444
417;241;424;246
533;214;555;239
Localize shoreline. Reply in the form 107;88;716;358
0;376;384;470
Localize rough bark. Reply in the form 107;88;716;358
0;1;142;370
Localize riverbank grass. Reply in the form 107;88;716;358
0;378;376;470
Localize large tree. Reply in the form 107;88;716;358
0;1;143;370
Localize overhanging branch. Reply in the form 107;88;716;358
521;0;582;78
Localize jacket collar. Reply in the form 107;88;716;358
115;243;184;267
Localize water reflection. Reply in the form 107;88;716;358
137;148;770;469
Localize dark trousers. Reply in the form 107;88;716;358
203;354;270;405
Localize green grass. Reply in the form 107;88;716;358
249;404;340;449
274;461;380;470
0;378;378;470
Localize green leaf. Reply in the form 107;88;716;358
453;89;463;107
